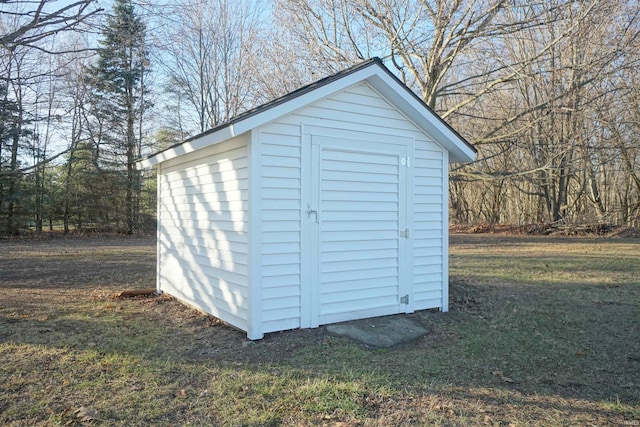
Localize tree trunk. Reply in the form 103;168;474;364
126;77;135;235
7;126;20;235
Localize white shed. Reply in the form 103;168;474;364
139;58;476;340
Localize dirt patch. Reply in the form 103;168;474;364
448;278;493;313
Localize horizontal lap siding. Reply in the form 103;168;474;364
158;136;249;331
258;82;447;331
413;140;445;309
319;147;401;319
306;85;446;312
259;124;302;333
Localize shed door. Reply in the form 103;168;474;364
303;136;409;327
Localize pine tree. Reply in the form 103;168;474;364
87;0;149;234
0;83;25;235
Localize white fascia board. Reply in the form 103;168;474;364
137;125;236;169
140;67;383;169
138;67;378;169
138;62;474;168
232;69;379;136
365;73;476;163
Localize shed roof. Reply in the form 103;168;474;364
139;58;476;168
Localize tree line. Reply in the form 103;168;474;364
1;0;638;236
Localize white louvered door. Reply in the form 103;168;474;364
303;135;409;326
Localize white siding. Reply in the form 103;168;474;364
257;124;302;333
158;135;249;331
150;69;467;339
258;82;447;333
413;139;446;309
316;143;404;324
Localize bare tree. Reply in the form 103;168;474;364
273;0;558;110
0;0;100;52
154;0;264;134
451;0;640;226
0;44;31;234
276;0;640;228
0;0;101;234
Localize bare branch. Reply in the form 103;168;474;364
0;0;102;52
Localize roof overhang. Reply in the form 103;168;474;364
138;59;476;169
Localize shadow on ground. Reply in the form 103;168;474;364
1;236;639;426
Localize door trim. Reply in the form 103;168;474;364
301;127;413;327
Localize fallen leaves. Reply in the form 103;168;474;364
433;404;456;416
112;288;157;299
320;413;361;427
492;370;516;383
74;406;100;422
207;316;223;327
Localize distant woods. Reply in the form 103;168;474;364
1;0;151;235
1;0;638;235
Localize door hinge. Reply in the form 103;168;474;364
400;228;410;239
400;295;409;305
400;157;411;167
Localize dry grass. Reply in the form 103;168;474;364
0;234;638;426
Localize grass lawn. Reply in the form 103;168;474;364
0;234;638;426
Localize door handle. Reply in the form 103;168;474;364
306;204;318;223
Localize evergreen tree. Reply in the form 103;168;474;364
0;84;18;233
0;83;26;235
86;0;149;234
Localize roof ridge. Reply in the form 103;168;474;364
140;56;475;166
